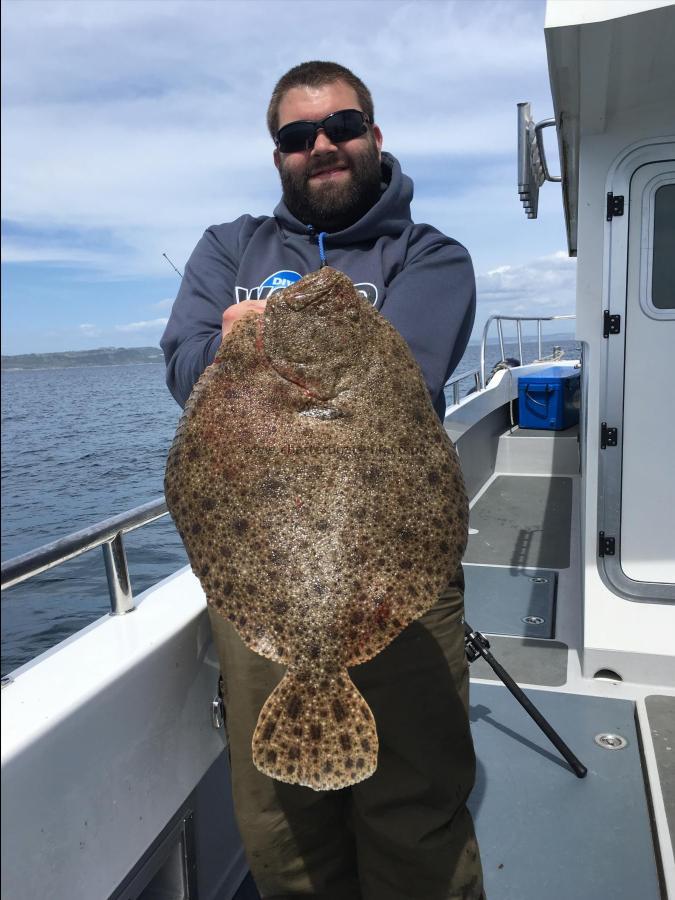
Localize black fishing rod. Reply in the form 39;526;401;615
464;622;587;778
162;252;183;279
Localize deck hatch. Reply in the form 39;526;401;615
464;565;557;639
466;475;573;569
469;686;661;899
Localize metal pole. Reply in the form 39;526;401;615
465;624;587;778
102;533;134;615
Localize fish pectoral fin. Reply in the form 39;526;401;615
252;668;378;791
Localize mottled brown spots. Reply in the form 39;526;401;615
288;745;300;760
261;721;275;742
260;477;282;497
287;696;302;719
164;266;468;791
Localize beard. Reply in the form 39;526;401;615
279;137;383;232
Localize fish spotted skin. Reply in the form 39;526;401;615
164;267;469;790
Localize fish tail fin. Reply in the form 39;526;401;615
252;668;378;790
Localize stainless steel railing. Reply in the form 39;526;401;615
479;314;576;389
445;368;481;406
0;498;169;615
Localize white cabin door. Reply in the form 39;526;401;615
621;160;675;585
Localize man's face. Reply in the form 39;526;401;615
273;80;384;232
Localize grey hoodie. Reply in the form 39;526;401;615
161;152;475;419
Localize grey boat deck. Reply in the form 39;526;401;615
469;685;660;899
463;426;667;898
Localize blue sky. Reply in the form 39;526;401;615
1;0;575;355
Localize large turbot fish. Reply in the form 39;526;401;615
164;267;468;791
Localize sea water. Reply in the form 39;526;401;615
1;338;579;676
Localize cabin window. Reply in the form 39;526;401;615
651;183;675;310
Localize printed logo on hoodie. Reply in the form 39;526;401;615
235;271;378;306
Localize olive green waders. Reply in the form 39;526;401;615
208;571;485;900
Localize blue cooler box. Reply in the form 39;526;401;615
518;366;580;430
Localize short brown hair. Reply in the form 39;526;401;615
267;61;374;138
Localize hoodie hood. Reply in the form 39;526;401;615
272;152;414;245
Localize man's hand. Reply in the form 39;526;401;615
222;300;267;339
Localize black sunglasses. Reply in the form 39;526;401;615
275;109;370;154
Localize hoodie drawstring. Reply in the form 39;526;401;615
306;225;328;268
317;232;328;267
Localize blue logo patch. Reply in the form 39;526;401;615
235;270;301;302
260;270;302;291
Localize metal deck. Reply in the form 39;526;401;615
465;476;573;569
464;565;557;639
469;684;661;899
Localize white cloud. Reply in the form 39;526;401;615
2;0;552;277
78;323;102;337
472;251;576;338
477;252;576;304
115;317;169;333
152;298;175;311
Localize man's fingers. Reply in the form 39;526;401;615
222;300;267;338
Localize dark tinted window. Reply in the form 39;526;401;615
652;183;675;310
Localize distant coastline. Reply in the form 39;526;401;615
2;331;577;372
1;346;164;371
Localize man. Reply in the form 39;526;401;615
161;61;484;900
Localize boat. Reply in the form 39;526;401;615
2;1;674;897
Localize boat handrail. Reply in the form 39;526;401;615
0;497;169;615
445;368;482;406
479;314;576;389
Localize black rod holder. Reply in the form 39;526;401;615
464;623;587;779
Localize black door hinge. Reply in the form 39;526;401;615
598;531;616;557
606;193;624;221
603;310;621;337
600;422;618;449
